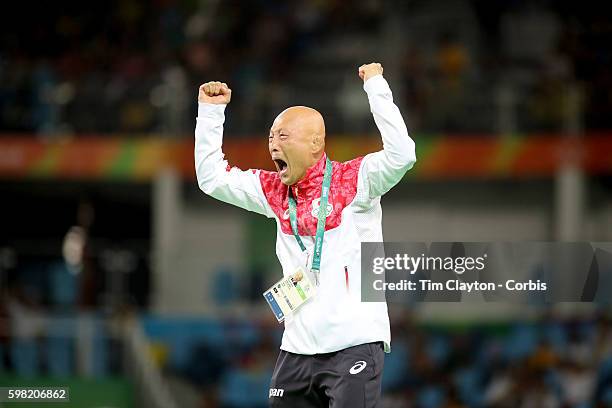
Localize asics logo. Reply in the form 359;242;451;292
349;360;367;374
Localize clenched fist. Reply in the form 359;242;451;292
198;81;232;104
358;63;383;83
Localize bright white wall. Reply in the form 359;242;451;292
382;204;550;242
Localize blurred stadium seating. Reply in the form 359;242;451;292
1;1;612;407
1;0;611;135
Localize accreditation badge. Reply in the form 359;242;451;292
263;267;316;323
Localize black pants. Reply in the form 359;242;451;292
269;342;384;408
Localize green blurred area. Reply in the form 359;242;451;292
246;214;279;278
0;375;133;408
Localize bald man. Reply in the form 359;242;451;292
195;63;416;408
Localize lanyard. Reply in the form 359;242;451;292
287;157;332;274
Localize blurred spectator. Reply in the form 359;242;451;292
500;1;563;66
6;286;45;377
427;31;472;131
0;0;610;135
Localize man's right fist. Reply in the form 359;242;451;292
358;63;383;83
199;81;232;104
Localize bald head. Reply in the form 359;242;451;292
273;106;325;153
269;106;326;185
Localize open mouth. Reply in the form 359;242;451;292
273;159;288;176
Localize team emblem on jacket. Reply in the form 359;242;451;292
311;198;333;218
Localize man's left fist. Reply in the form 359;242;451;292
358;63;383;83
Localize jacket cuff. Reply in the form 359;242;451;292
363;75;390;94
197;102;226;119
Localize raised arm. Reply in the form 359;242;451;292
357;63;416;199
195;82;273;217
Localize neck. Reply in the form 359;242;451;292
293;152;327;187
308;152;324;168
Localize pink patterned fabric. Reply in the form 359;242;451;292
259;154;364;236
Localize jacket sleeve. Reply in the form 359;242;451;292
357;75;416;200
194;102;274;218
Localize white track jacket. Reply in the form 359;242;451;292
195;75;416;355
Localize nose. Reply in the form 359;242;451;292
269;135;279;152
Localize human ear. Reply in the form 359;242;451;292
311;133;323;153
